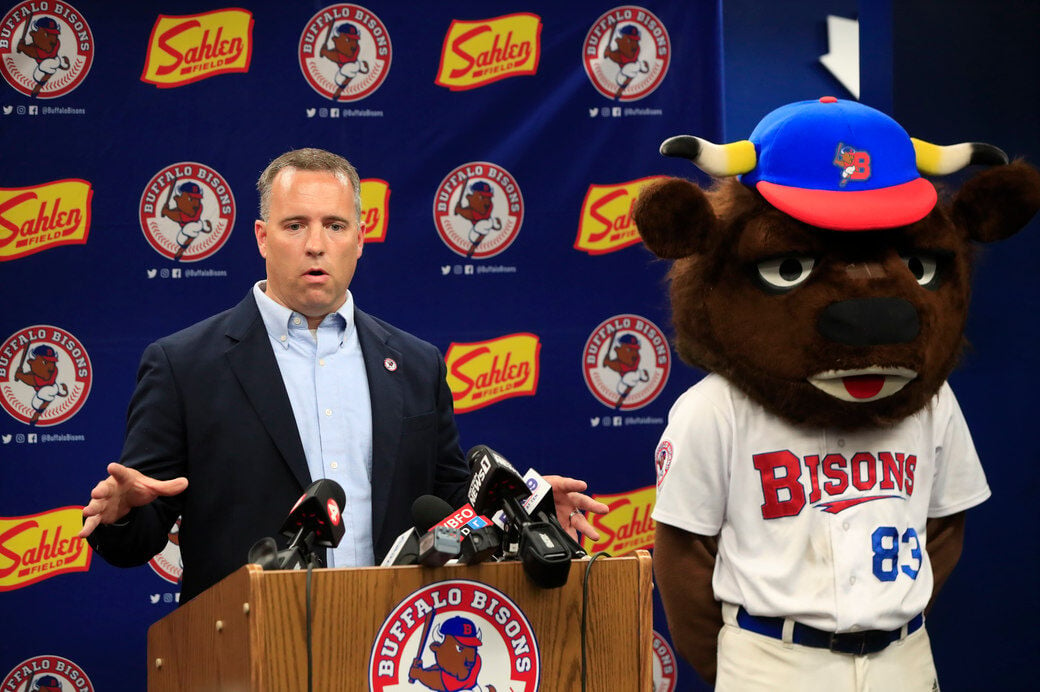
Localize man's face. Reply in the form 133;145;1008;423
255;169;363;328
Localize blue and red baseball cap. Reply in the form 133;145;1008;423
469;181;493;197
178;182;203;198
740;97;937;231
440;616;482;647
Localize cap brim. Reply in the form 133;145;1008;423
756;177;937;231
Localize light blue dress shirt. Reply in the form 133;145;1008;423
253;282;374;567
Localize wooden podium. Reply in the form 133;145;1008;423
147;551;652;690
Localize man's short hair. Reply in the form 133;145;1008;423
257;148;362;221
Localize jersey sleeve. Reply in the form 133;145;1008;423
928;383;991;517
652;377;733;536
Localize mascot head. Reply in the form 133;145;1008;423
635;97;1040;430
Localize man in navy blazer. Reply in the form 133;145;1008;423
80;148;604;603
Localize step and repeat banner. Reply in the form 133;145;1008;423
1;1;721;689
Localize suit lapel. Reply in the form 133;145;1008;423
355;308;403;545
225;294;311;490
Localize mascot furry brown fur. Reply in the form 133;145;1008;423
640;97;1040;689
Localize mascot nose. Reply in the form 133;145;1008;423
818;298;920;346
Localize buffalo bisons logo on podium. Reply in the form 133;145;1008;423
0;1;94;98
299;4;391;102
436;13;542;91
0;325;91;427
139;162;235;262
1;655;94;692
434;162;523;259
0;178;93;262
582;314;670;410
575;176;667;255
582;6;670;102
446;333;541;413
369;580;540;690
0;506;92;592
141;8;254;88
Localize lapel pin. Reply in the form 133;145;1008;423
384;357;398;372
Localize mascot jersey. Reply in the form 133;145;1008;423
652;373;990;632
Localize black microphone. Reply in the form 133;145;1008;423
381;495;456;566
249;479;345;570
466;445;572;588
457;523;502;564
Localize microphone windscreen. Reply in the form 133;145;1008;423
411;495;453;533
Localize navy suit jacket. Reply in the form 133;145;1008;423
88;292;470;602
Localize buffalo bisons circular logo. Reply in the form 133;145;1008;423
582;6;670;102
299;4;392;101
0;1;94;98
138;162;235;262
1;655;94;692
0;325;91;427
654;440;674;488
582;314;670;410
652;630;678;691
149;517;182;585
369;580;540;690
434;162;524;259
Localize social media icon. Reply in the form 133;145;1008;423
319;108;328;118
160;268;170;278
28;434;38;443
330;108;340;118
16;434;25;443
453;265;463;275
171;269;182;279
150;594;160;604
28;105;38;115
602;417;612;427
440;265;451;275
147;269;157;278
612;107;621;117
588;108;598;117
613;416;623;426
2;106;12;115
16;105;26;115
1;434;11;444
590;418;600;427
464;265;474;275
306;108;316;118
600;107;610;117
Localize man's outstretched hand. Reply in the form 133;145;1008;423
79;462;188;538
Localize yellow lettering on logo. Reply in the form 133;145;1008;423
141;9;254;87
445;333;541;413
0;180;93;262
583;486;657;555
360;179;390;243
436;13;541;91
575;176;668;256
0;507;92;591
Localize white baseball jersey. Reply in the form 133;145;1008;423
652;373;990;633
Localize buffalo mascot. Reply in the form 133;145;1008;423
639;97;1040;691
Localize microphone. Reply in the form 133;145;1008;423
249;479;345;570
466;445;572;588
433;503;502;565
381;495;458;566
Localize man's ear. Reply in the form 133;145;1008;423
254;219;268;259
952;160;1040;243
634;178;717;259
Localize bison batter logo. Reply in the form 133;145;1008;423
370;580;540;691
298;4;391;102
582;6;670;102
0;325;91;427
2;655;94;692
434;162;523;259
139;162;235;262
582;314;670;410
0;1;94;98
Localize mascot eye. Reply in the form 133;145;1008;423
901;253;940;288
756;256;815;292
